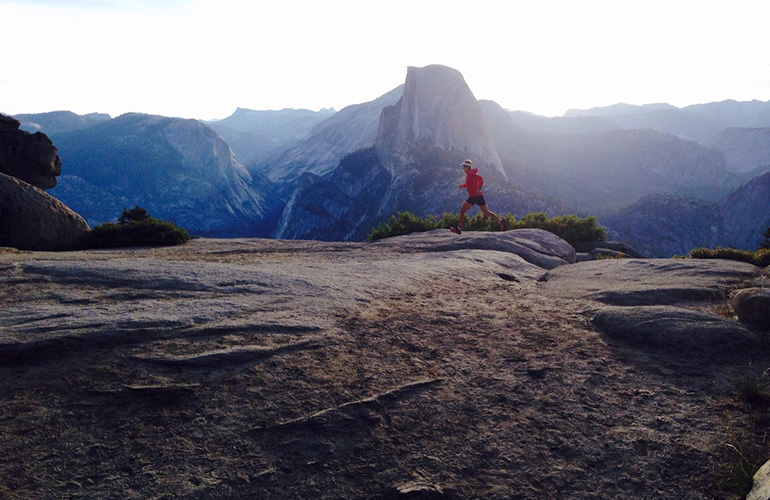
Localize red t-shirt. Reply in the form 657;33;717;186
461;168;484;197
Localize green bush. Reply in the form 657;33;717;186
367;212;443;240
690;247;770;267
368;210;607;245
509;212;607;246
84;206;190;248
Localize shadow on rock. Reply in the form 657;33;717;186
590;305;766;365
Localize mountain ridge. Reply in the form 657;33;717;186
11;66;770;253
48;113;283;236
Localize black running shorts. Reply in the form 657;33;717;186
466;195;486;206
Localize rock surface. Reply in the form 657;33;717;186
375;228;576;270
1;232;767;499
731;287;770;331
539;258;757;305
749;458;770;500
0;113;61;189
590;305;758;359
0;172;90;251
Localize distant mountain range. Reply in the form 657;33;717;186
11;64;770;255
41;113;283;236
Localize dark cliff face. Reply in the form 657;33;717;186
601;194;719;257
0;114;61;189
273;147;391;240
0;114;90;251
718;171;770;250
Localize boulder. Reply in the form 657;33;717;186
590;305;759;359
383;479;446;499
0;113;61;189
749;458;770;500
375;228;576;270
0;172;90;251
540;258;758;306
574;240;649;258
731;287;770;331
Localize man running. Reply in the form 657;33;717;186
449;159;505;235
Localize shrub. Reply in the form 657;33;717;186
762;226;770;250
690;247;770;267
367;212;443;240
734;369;770;407
508;212;607;246
368;210;607;245
84;206;190;248
118;206;151;224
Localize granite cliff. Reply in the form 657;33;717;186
375;65;505;179
49;113;283;236
274;65;555;240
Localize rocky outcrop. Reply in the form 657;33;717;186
590;305;759;359
0;114;61;189
731;287;770;331
376;65;505;178
573;240;649;259
0;172;90;250
749;459;770;500
375;228;576;270
541;258;762;364
540;258;757;306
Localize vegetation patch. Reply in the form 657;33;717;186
83;206;190;248
690;247;770;267
368;211;606;245
712;369;770;498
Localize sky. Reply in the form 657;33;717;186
1;0;769;121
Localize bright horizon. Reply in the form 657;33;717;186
1;0;769;121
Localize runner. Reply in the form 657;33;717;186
449;159;505;234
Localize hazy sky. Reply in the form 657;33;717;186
2;0;769;120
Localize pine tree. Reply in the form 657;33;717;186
762;226;770;249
